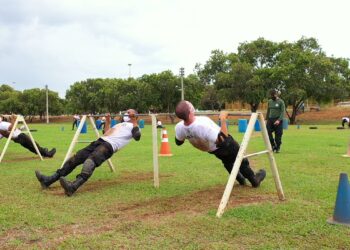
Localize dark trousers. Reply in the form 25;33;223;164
210;135;257;183
13;133;49;156
266;118;283;149
72;120;79;130
342;119;349;128
57;139;114;181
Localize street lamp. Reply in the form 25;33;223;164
45;85;49;124
179;67;185;101
128;63;132;78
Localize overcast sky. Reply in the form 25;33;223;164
1;0;349;97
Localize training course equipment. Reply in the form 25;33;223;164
61;115;115;172
327;173;350;227
215;112;285;218
159;127;173;156
0;115;43;163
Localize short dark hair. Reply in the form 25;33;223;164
175;101;194;121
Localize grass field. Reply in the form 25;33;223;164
1;122;350;249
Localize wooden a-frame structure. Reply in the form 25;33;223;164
0;115;43;163
216;112;285;217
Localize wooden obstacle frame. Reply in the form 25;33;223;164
63;112;285;218
0;115;43;163
149;111;284;218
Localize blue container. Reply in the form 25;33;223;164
283;118;289;130
238;119;247;133
78;121;87;134
254;120;261;131
139;119;145;128
95;120;102;130
111;119;118;127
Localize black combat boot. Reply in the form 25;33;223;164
35;170;60;188
251;169;266;188
59;177;86;196
236;172;246;185
46;148;56;158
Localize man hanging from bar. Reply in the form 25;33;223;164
174;100;266;187
0;115;56;158
35;109;141;196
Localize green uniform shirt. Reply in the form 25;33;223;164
266;98;285;121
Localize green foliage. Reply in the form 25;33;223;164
0;85;63;118
196;37;350;117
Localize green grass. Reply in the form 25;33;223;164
1;122;350;249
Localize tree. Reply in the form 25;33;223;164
140;71;180;112
0;85;24;114
20;88;64;120
272;37;350;124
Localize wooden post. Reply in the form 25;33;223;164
88;116;115;172
258;113;285;201
60;115;87;168
0;115;43;163
216;113;258;218
151;114;159;188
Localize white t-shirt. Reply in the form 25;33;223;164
342;117;349;122
0;121;21;139
175;116;220;152
73;115;80;120
101;122;137;152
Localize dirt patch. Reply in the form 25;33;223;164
0;172;278;248
110;185;275;222
296;107;350;123
1;156;39;163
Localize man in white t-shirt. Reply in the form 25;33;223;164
0;116;56;158
342;117;350;128
174;100;266;187
35;109;141;196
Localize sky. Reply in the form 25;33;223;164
1;0;349;97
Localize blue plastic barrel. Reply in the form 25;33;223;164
78;121;87;134
238;119;247;133
283;118;289;130
95;120;102;130
139;119;145;128
254;120;261;131
111;119;118;127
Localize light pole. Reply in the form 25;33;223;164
180;67;185;101
45;85;49;124
128;63;132;78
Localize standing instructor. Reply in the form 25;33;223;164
266;89;285;153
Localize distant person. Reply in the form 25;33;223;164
174;100;266;187
97;116;106;130
266;89;286;153
342;116;350;128
35;110;141;196
72;114;80;130
156;120;163;128
0;115;56;157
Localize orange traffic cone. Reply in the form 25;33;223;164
159;127;173;156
